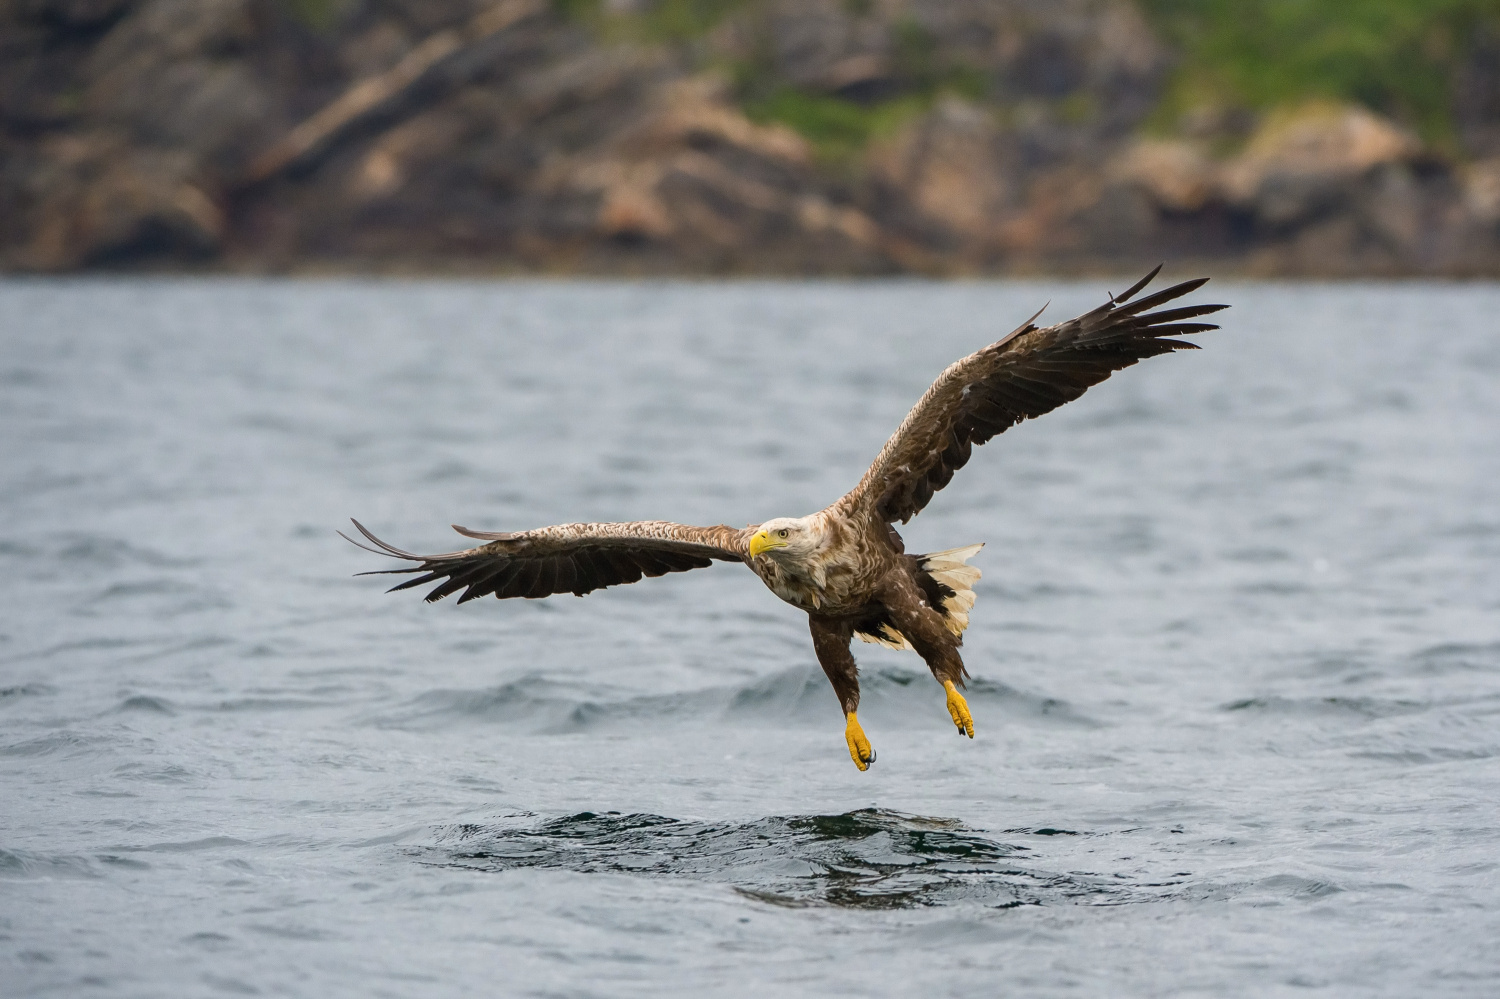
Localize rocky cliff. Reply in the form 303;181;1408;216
4;0;1499;274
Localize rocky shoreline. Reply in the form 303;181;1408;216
5;0;1500;275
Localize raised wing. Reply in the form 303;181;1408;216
342;519;750;603
841;267;1228;525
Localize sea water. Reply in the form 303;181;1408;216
1;278;1497;996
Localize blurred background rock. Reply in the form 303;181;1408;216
3;0;1499;274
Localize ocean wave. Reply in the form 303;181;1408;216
53;535;196;569
1220;695;1429;720
1243;873;1345;900
1410;642;1500;675
371;666;1097;733
111;694;176;715
411;808;1191;910
1349;745;1498;765
0;682;57;704
0;731;114;759
0;847;103;881
367;676;725;733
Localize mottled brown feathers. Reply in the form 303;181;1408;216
340;519;749;603
840;266;1227;525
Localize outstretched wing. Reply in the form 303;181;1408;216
341;519;751;603
840;267;1228;525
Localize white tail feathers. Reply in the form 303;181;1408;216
855;543;984;651
924;543;984;635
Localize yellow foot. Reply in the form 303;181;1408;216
844;712;875;771
943;680;974;738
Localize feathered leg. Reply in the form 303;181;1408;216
877;571;975;738
808;615;875;771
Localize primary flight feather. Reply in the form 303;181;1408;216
344;268;1228;770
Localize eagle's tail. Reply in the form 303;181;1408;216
855;543;984;651
922;543;984;636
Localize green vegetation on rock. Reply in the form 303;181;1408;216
554;0;751;42
1141;0;1500;147
279;0;354;32
734;17;986;164
742;89;927;163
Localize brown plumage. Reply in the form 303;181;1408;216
344;268;1227;770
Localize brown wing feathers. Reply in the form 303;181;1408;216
340;519;745;603
857;267;1227;524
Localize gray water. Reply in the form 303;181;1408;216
1;277;1497;997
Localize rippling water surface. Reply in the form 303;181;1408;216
2;278;1498;996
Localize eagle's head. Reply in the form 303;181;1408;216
748;516;823;562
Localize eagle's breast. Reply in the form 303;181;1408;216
754;558;822;610
752;533;881;614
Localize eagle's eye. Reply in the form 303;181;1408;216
778;529;789;538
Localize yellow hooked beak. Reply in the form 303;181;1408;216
749;529;787;559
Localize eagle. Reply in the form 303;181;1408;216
343;268;1226;770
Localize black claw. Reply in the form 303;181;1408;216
868;750;876;765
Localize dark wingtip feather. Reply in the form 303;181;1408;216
1147;323;1221;337
338;529;400;558
992;302;1050;350
350;519;423;559
1113;265;1162;305
1117;277;1212;318
348;519;477;562
388;572;442;593
1142;303;1230;325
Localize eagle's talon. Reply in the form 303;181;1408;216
943;680;974;739
845;712;874;771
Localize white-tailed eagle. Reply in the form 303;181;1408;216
344;268;1227;769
